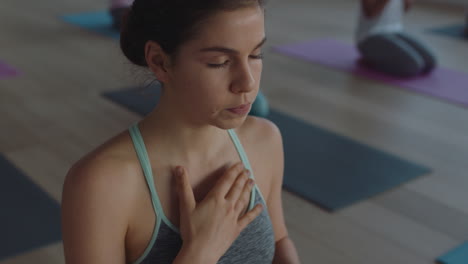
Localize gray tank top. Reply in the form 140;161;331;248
129;124;276;264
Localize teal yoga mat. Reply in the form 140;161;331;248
62;11;119;39
103;85;430;211
0;155;61;261
437;241;468;264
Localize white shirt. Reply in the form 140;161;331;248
110;0;133;9
356;0;404;43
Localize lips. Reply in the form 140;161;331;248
227;103;251;115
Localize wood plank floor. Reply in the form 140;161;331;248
1;0;467;263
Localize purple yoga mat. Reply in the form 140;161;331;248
273;39;468;107
0;61;20;79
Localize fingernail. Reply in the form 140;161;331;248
177;166;183;177
249;179;254;186
175;167;184;183
246;170;251;176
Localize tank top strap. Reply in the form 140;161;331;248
129;123;165;219
227;129;254;177
227;129;259;211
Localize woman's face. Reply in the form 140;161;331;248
166;6;266;129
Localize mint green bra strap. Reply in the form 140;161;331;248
129;124;165;216
227;129;258;210
227;129;254;176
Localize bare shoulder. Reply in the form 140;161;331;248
237;115;283;149
235;116;284;199
64;131;141;204
61;131;142;263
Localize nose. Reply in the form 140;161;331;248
230;60;256;94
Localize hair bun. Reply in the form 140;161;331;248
120;8;148;67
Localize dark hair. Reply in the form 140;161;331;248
120;0;266;67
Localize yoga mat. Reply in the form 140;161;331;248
103;85;430;211
428;24;468;41
272;39;468;108
437;241;468;264
0;61;20;79
62;11;119;39
0;155;61;261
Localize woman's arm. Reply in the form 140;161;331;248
61;159;130;264
263;120;301;264
273;237;301;264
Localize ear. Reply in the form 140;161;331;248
144;41;171;84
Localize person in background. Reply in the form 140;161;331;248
109;0;270;117
109;0;133;31
356;0;437;78
464;9;468;36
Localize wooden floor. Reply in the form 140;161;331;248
1;0;468;263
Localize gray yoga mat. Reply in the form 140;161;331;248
0;155;61;261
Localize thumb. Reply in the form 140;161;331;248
175;166;196;213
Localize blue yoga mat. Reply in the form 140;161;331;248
428;24;468;41
62;11;119;39
103;85;430;211
0;155;62;261
437;241;468;264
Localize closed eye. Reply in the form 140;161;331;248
207;53;264;69
249;53;264;60
207;60;230;69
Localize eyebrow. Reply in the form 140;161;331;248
199;37;267;55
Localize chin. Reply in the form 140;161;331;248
214;115;248;130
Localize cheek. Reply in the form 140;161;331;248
177;69;227;109
253;62;263;80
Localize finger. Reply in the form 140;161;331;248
233;178;254;214
175;166;196;213
210;162;245;198
238;203;263;231
225;170;250;202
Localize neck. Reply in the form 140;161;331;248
138;93;230;166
